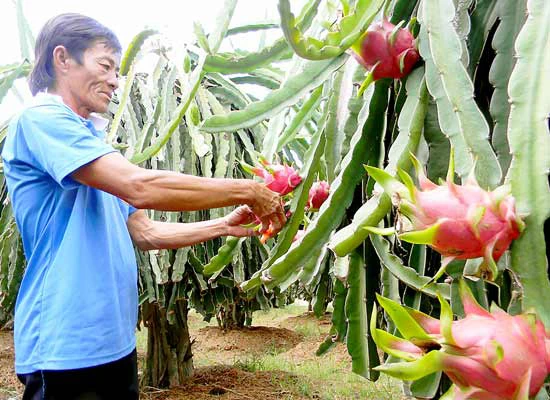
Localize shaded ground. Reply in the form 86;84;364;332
0;310;402;399
141;366;305;400
0;331;18;399
0;324;309;400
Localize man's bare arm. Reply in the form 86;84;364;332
127;208;257;250
71;152;285;232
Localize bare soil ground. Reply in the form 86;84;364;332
0;310;395;400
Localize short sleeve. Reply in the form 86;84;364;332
17;105;116;189
128;205;138;216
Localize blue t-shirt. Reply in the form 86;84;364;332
1;94;138;373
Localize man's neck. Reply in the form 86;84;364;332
48;87;91;119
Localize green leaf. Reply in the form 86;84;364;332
437;292;455;345
107;64;138;144
419;0;502;189
241;108;328;291
370;305;423;362
409;372;443;399
467;0;498;76
207;0;238;54
131;53;207;164
364;166;407;198
387;67;429;174
489;0;527;174
312;262;330;317
203;237;243;278
230;74;280;90
297;245;328;288
370;235;451;299
262;82;390;286
262;110;328;288
278;0;385;60
201;54;348;133
225;22;279;37
345;252;379;379
207;72;253;109
375;351;443;381
203;0;319;73
324;71;346;183
390;0;419;24
399;222;442;245
15;0;35;61
194;22;212;54
119;29;158;77
317;278;348;355
423;100;451;182
507;0;550;326
277;85;323;150
330;67;427;256
375;294;434;345
0;61;30;105
419;28;472;180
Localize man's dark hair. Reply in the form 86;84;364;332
29;13;122;95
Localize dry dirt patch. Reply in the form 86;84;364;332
0;312;354;399
141;365;306;400
0;330;18;399
192;325;302;361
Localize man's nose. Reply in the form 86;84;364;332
107;72;119;90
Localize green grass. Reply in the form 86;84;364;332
135;302;405;399
234;351;403;400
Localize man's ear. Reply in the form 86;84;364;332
52;45;72;74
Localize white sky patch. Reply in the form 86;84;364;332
0;0;305;121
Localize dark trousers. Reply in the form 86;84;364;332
17;349;139;400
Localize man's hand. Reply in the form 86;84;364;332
223;206;259;237
248;183;287;236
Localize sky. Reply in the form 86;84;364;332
0;0;300;121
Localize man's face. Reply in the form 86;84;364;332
65;41;120;117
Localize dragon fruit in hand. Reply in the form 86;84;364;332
249;159;302;196
364;153;524;280
241;158;301;243
372;280;550;399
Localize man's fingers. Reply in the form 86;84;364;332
270;212;286;234
259;217;271;234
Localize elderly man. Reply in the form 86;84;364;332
1;13;286;400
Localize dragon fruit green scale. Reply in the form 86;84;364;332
364;154;524;280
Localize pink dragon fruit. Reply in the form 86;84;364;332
250;159;302;196
372;280;550;399
364;154;524;280
351;19;420;82
307;181;330;211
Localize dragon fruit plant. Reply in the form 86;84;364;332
364;152;524;281
350;19;420;94
371;280;550;399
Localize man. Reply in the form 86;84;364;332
1;13;286;400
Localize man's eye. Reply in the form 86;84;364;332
100;64;110;71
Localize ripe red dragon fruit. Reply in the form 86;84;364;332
372;280;550;399
242;158;300;243
307;181;330;211
249;159;302;196
364;154;524;280
351;19;420;82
